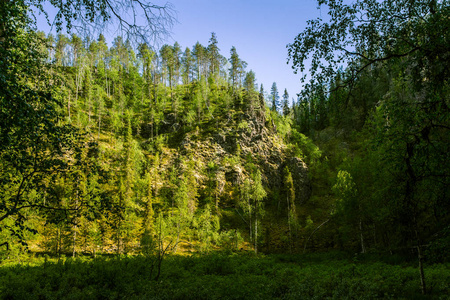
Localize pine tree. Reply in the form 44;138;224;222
138;43;155;104
193;42;207;79
181;47;194;84
244;70;256;92
282;88;290;116
141;172;155;255
55;33;69;66
172;42;182;85
229;46;246;89
207;32;221;78
259;84;265;110
270;82;279;112
160;44;175;88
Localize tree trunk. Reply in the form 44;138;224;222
304;219;330;253
174;220;180;253
417;243;426;295
254;217;258;254
72;227;77;257
98;113;101;139
287;195;292;253
359;217;366;253
68;92;71;119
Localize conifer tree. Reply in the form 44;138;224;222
243;70;257;113
141;172;155;255
138;43;155;106
282;89;290;116
270;82;280;112
207;32;221;78
160;44;174;88
181;47;194;84
243;70;254;89
259;84;266;109
193;42;207;79
172;42;182;85
55;33;69;66
229;46;246;89
284;166;297;252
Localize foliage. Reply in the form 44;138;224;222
288;0;450;97
1;6;449;298
0;1;87;248
0;253;449;299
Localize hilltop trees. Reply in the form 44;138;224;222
270;82;280;112
207;33;221;78
282;89;290;116
229;46;247;89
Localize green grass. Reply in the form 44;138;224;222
0;252;449;299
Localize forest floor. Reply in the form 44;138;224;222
0;251;448;299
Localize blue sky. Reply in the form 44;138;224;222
36;0;325;100
167;0;323;99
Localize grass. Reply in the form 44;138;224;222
0;252;449;299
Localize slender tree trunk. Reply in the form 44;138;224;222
248;199;252;243
414;221;427;295
105;66;108;97
68;92;71;119
373;224;377;247
287;195;292;253
72;213;77;257
417;242;426;295
151;114;154;140
174;219;180;253
75;72;79;104
88;92;91;124
117;217;122;255
215;190;219;214
98;112;101;139
57;226;62;257
359;217;366;253
405;142;426;294
254;217;258;254
304;219;330;253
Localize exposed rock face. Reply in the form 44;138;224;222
282;157;311;204
177;111;311;206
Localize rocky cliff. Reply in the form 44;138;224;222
170;109;311;207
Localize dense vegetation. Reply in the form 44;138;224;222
1;0;449;298
1;252;449;299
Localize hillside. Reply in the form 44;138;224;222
0;30;320;256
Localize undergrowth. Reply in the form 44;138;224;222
1;252;449;299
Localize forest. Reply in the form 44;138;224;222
0;0;449;298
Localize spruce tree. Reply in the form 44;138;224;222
270;82;279;112
207;32;221;78
282;88;290;116
229;46;244;89
182;47;194;84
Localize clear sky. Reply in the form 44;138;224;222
166;0;323;99
35;0;325;100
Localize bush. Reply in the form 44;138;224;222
0;252;449;299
